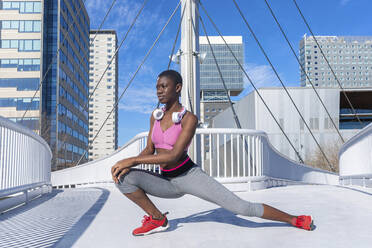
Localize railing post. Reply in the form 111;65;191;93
217;134;220;178
24;190;29;204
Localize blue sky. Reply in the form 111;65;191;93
85;0;372;147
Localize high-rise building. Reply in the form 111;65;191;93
199;36;244;126
0;1;43;134
300;35;372;88
52;0;90;170
88;30;118;161
0;0;90;170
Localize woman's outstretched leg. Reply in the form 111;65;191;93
176;166;314;230
261;204;296;224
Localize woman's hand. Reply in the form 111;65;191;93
111;158;135;183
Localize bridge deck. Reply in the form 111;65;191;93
0;185;371;248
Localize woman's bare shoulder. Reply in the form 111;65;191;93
182;111;198;128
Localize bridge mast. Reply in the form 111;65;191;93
180;0;201;163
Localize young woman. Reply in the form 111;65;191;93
111;70;314;236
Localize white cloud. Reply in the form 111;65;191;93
243;63;280;88
231;63;282;101
118;85;158;114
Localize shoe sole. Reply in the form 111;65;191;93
309;216;315;231
307;215;315;231
133;222;170;236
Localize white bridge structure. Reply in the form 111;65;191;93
1;115;372;247
1;0;372;247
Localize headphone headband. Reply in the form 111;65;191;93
153;106;186;123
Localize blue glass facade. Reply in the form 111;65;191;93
200;42;244;101
0;78;39;90
42;0;90;170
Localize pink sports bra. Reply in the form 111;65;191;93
151;120;190;151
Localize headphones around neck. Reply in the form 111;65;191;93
153;106;187;123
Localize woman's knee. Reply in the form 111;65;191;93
115;170;140;194
118;169;138;185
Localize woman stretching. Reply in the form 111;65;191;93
111;70;314;236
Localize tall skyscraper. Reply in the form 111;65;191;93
0;1;43;134
88;30;118;161
199;36;244;126
52;0;90;170
300;35;372;88
0;0;90;170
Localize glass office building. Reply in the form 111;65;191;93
199;36;244;125
0;0;90;170
49;0;90;170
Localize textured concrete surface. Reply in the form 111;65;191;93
0;184;371;248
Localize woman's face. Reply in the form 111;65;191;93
156;76;181;104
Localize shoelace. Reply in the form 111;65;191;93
141;215;151;225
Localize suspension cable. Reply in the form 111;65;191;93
263;0;345;143
199;1;304;163
75;0;182;166
231;0;333;170
292;0;364;128
21;0;116;122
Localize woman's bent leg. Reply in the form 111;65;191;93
115;168;184;219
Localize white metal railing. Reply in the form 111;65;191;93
339;122;372;187
198;128;264;178
339;174;372;188
51;129;266;187
0;116;52;211
52;128;338;189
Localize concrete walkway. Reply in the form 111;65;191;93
0;184;371;248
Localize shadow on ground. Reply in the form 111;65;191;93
0;189;64;220
0;187;110;248
53;187;110;248
167;208;291;232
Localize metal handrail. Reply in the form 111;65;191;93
51;128;338;188
0;116;52;200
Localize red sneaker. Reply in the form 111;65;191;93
291;215;315;231
132;212;169;236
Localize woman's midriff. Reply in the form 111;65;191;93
156;149;188;170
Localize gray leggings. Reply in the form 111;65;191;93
115;165;264;217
